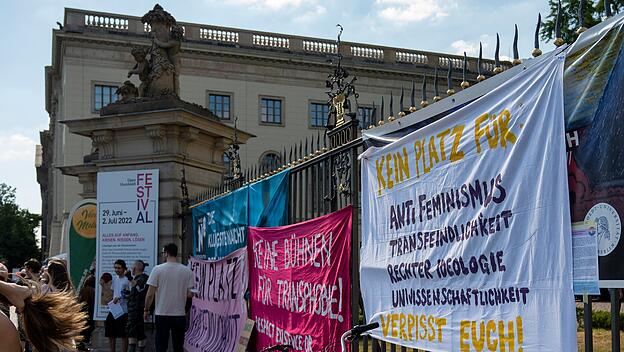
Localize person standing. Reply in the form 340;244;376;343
144;243;194;352
77;275;96;351
42;259;73;293
126;260;149;352
23;259;41;284
0;263;10;318
106;260;130;352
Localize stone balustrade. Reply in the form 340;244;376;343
65;8;511;73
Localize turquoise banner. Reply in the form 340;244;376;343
192;170;289;260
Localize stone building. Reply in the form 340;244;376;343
38;7;506;256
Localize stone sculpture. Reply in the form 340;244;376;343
127;46;150;97
124;4;181;98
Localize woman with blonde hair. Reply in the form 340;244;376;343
0;278;87;352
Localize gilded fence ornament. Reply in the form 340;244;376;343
513;25;522;66
493;33;504;74
446;63;455;96
398;86;405;118
433;67;442;102
421;74;429;108
409;80;418;112
325;24;359;129
554;0;565;47
477;43;486;82
387;93;395;122
533;13;543;57
461;52;470;89
576;0;588;34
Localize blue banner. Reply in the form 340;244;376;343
192;170;289;260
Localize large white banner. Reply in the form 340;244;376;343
360;56;576;351
95;169;159;320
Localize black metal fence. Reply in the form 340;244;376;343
186;89;624;352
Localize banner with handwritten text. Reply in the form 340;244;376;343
248;207;352;352
184;248;248;352
193;170;289;260
360;55;576;350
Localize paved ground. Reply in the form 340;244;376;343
88;325;158;352
10;308;164;352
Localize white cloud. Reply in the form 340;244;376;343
451;40;479;56
376;0;456;23
450;34;514;62
0;133;36;162
294;5;327;23
223;0;304;10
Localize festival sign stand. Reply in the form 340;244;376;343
94;169;159;320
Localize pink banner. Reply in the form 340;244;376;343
184;247;248;352
248;206;352;352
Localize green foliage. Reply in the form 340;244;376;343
0;183;41;269
576;307;624;330
541;0;624;44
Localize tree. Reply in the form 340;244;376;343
541;0;624;44
0;183;41;269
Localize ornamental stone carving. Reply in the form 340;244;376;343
91;130;114;159
179;127;199;155
145;125;167;154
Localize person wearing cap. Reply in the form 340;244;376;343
126;260;149;352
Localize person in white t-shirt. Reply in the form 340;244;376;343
144;243;194;352
106;259;130;352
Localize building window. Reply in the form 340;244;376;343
208;94;231;119
222;153;231;179
358;106;374;128
259;152;281;171
94;84;119;111
309;102;329;128
260;98;282;124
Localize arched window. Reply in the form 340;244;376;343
259;151;281;171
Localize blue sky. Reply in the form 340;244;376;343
0;0;551;213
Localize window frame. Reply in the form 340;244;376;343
357;104;375;129
206;91;233;121
258;150;282;170
91;81;120;113
308;100;330;129
258;95;285;126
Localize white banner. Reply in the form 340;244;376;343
95;169;159;320
360;55;576;351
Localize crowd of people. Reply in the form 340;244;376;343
0;258;87;352
0;242;194;352
99;243;194;352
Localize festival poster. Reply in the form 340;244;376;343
94;169;159;320
67;199;97;290
360;55;576;351
184;248;248;352
192;170;289;260
248;206;352;352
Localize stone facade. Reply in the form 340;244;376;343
40;7;507;256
